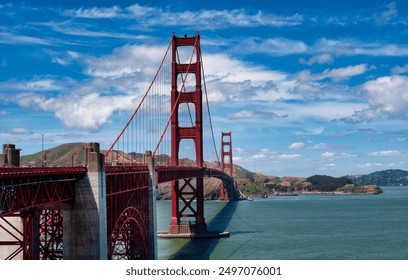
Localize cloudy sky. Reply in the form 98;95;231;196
1;0;407;177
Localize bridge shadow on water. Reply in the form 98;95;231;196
169;201;239;260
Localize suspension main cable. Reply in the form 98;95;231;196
104;38;172;157
152;36;198;157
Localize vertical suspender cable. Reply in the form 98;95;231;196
201;52;220;163
152;36;198;157
104;39;172;157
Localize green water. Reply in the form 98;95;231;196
157;186;408;260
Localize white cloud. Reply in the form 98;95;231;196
64;6;121;19
291;82;324;101
64;4;303;29
313;38;408;57
2;43;291;131
363;75;408;118
51;23;148;40
228;110;287;120
288;142;305;150
374;1;398;25
295;64;369;82
278;154;302;160
206;80;259;102
238;37;308;56
84;44;167;79
286;100;366;123
309;143;331;150
365;162;384;167
369;150;404;156
253;154;267;159
307;127;325;135
387;137;407;143
299;54;333;65
321;152;355;159
392;64;408;74
340;75;408;123
233;156;243;162
0;3;12;9
203;53;287;84
234;147;247;153
0;57;6;67
232;147;277;164
321;152;335;158
234;37;408;58
23;78;66;91
202;53;290;102
0;31;53;45
0;76;77;95
10;128;30;135
14;92;137;131
388;162;407;168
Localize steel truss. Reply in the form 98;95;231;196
106;166;151;260
0;167;85;260
39;209;63;260
0;167;85;215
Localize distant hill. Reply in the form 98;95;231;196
21;142;88;167
346;169;408;186
19;142;226;200
234;171;382;196
19;143;390;198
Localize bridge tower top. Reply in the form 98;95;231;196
221;132;233;178
171;33;203;167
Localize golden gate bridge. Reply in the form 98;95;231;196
0;33;238;260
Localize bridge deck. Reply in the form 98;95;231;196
0;167;87;216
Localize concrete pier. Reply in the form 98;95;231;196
0;144;25;260
144;151;158;260
0;144;20;167
63;142;107;259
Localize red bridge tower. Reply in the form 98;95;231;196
221;132;233;200
169;33;206;235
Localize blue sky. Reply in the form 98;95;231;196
0;0;407;177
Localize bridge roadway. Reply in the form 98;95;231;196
0;163;236;260
0;165;236;216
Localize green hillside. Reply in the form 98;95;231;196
346;169;408;186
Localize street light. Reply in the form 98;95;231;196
72;152;77;167
31;131;44;167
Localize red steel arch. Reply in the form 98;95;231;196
105;165;150;260
108;206;148;260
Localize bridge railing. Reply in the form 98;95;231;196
0;167;87;181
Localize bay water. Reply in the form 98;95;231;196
157;186;408;260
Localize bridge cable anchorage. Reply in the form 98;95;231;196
152;35;199;157
104;37;172;159
201;52;220;164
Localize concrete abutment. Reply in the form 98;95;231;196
63;142;107;260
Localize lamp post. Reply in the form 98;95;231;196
31;132;44;167
44;151;49;167
72;152;77;167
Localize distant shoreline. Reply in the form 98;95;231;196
240;186;383;200
269;190;382;197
